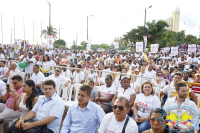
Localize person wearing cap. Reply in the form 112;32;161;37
22;51;36;78
106;54;115;63
178;55;186;66
190;73;200;94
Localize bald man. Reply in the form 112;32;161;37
7;63;22;84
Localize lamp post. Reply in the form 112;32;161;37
59;27;63;40
87;15;94;42
47;1;51;35
76;32;81;46
144;5;152;50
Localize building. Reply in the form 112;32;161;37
163;8;180;32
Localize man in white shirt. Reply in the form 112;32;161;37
163;82;199;132
39;67;70;90
0;50;4;59
0;61;8;80
71;64;85;84
7;62;22;84
187;52;198;66
0;80;6;103
30;64;45;95
160;73;197;105
98;97;138;133
144;63;156;80
22;52;36;78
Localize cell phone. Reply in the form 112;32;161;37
6;84;9;89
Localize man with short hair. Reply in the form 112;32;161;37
61;85;105;133
0;61;8;80
15;80;65;133
30;64;45;94
0;75;23;123
163;83;199;132
0;50;4;59
71;64;85;84
7;62;22;84
160;73;197;105
98;97;138;133
182;71;193;82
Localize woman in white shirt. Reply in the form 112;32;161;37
112;77;136;113
151;72;165;88
7;80;39;132
88;65;97;82
95;75;116;113
94;70;105;86
132;82;161;133
41;54;51;77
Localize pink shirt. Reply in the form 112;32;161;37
6;87;23;111
61;58;70;65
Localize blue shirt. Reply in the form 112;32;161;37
60;100;105;133
32;93;65;133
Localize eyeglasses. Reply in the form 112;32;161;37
12;82;18;84
112;105;124;111
55;70;60;72
157;74;162;76
150;118;165;124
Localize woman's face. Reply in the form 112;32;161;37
105;76;112;86
143;83;152;95
22;83;32;93
191;72;196;77
122;69;127;74
122;79;130;89
44;55;48;61
150;113;166;133
156;73;163;78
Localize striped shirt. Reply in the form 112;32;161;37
190;81;200;94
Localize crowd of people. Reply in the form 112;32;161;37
0;44;200;133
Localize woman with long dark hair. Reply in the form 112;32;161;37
6;80;39;133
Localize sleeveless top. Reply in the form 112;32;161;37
10;51;14;59
19;93;29;118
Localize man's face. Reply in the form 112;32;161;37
177;86;188;98
10;63;16;69
113;100;130;120
191;53;194;58
28;53;32;58
77;89;91;106
183;72;189;79
181;57;184;61
43;85;56;98
12;79;22;89
33;66;39;73
195;75;200;83
173;75;181;83
55;68;61;76
148;65;153;71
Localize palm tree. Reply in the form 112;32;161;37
40;26;58;39
163;30;175;46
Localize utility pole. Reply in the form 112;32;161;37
47;1;51;35
1;13;3;45
23;18;25;40
41;21;42;44
14;16;15;40
33;20;34;44
11;28;13;45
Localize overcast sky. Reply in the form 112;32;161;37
0;0;199;48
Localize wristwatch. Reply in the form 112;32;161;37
11;89;15;92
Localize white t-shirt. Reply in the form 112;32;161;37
151;79;165;88
0;80;6;97
134;93;161;117
117;87;135;102
98;113;138;133
72;71;85;83
23;57;36;73
30;72;45;85
0;53;4;59
187;57;198;64
99;85;116;106
95;76;105;85
0;66;8;78
42;61;51;70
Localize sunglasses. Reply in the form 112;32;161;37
150;118;165;124
112;105;124;110
157;74;162;76
55;70;60;72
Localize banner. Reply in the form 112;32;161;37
161;47;170;54
47;35;54;49
41;43;48;48
113;42;119;49
143;36;147;48
171;47;178;56
150;44;159;53
87;43;91;51
14;38;22;49
136;42;143;52
188;44;196;54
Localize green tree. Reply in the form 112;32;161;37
41;26;58;39
184;35;197;43
80;41;87;50
53;39;66;48
176;30;185;43
162;30;175;46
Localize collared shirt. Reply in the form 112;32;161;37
72;71;85;84
43;74;69;88
60;100;105;133
30;72;45;85
32;93;65;133
23;57;36;73
7;68;22;84
163;97;199;130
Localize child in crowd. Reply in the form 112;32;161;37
88;81;98;102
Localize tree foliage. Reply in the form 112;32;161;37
53;39;66;48
41;25;58;40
